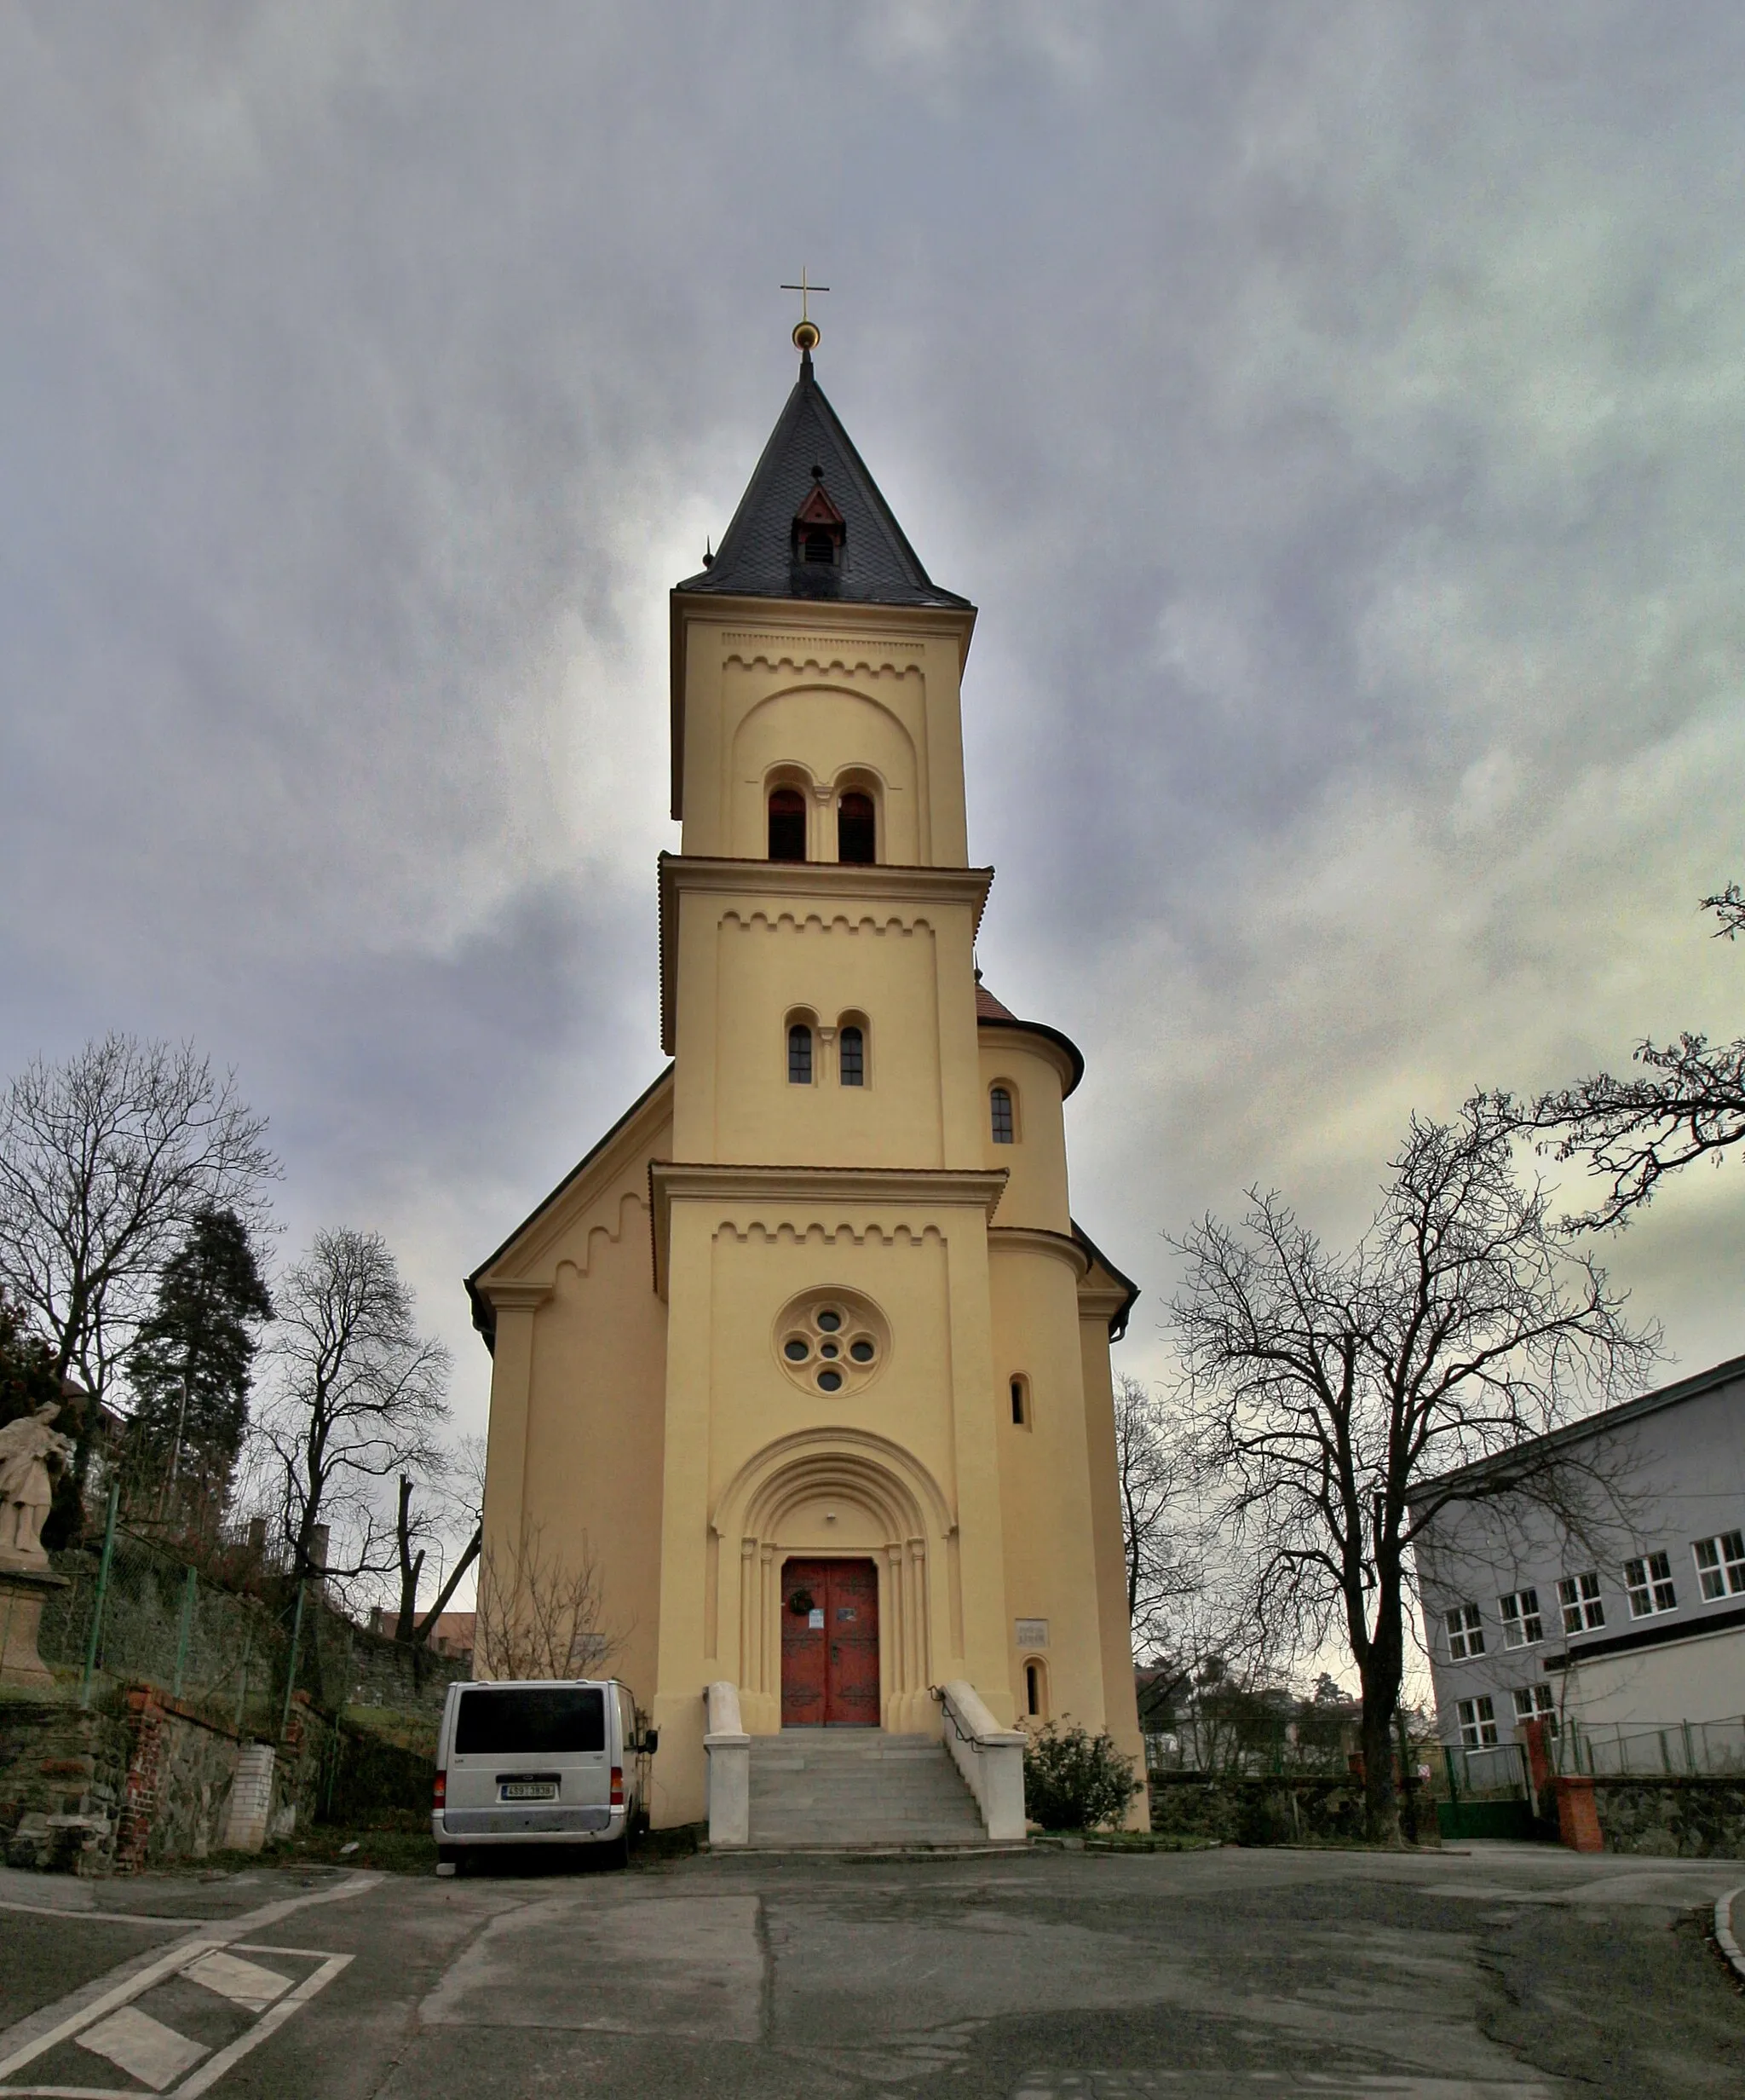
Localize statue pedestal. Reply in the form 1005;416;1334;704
0;1563;68;1692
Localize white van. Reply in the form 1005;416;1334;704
432;1678;654;1871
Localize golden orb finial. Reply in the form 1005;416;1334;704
780;268;829;357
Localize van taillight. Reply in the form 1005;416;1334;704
434;1771;446;1808
610;1766;624;1808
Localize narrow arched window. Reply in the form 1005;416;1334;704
838;1025;865;1086
990;1086;1015;1145
838;790;876;864
1010;1376;1028;1427
787;1024;813;1085
769;787;807;862
1025;1662;1043;1717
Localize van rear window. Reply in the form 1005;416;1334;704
454;1687;605;1756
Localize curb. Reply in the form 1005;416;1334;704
1714;1884;1745;1984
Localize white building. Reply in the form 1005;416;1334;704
1413;1353;1745;1756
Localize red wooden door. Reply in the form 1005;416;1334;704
780;1559;880;1727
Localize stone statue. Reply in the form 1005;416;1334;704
0;1404;73;1569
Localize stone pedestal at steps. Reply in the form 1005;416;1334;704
747;1730;993;1849
0;1566;67;1690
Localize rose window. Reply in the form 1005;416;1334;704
773;1289;889;1399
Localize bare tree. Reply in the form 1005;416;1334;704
256;1229;450;1584
1113;1373;1201;1655
391;1451;481;1648
0;1036;276;1497
1526;883;1745;1228
475;1519;622;1681
1169;1096;1657;1842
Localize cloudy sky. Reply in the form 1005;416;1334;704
5;4;1743;1503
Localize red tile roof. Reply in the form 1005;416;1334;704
975;981;1018;1021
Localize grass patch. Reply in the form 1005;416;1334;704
340;1705;438;1756
274;1825;440;1873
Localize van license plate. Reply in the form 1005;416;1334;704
499;1781;557;1802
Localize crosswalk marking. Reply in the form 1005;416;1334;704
182;1952;293;2015
76;2005;209;2091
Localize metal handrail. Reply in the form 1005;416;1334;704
930;1682;984;1753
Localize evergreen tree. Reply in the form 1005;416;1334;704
0;1289;60;1428
126;1208;273;1526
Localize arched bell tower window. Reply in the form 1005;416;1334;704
838;790;876;865
769;787;807;862
787;1022;814;1085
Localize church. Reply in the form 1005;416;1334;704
467;313;1146;1833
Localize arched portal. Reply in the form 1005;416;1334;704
711;1429;957;1734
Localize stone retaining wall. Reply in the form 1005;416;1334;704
1587;1775;1745;1858
0;1682;437;1873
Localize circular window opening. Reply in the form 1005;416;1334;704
771;1289;890;1398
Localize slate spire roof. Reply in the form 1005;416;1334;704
675;351;970;609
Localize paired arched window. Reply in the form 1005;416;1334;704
787;1023;814;1085
769;788;807;862
990;1086;1016;1145
838;790;876;864
839;1024;865;1087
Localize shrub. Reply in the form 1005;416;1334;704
1023;1722;1142;1832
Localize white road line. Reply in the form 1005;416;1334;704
170;1954;351;2099
181;1951;293;2014
1715;1884;1745;1982
0;1901;193;1925
76;2006;207;2092
0;1872;379;2088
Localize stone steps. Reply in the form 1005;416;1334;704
746;1730;992;1849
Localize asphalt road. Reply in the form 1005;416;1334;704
0;1843;1740;2099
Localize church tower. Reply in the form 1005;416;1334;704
469;323;1144;1832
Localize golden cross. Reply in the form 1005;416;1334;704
780;267;830;328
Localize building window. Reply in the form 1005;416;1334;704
769;787;807;862
1557;1571;1605;1634
787;1024;813;1085
1500;1589;1543;1648
838;1025;864;1087
1457;1696;1498;1748
1024;1660;1045;1718
1624;1551;1677;1618
1444;1602;1484;1661
1010;1376;1029;1428
838;790;876;864
990;1086;1015;1145
1512;1683;1558;1736
1694;1531;1745;1601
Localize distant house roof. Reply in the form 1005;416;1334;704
674;351;971;610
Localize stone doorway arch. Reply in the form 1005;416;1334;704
710;1428;957;1734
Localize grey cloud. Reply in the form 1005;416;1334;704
3;3;1743;1433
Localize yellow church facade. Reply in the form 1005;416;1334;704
469;335;1145;1832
